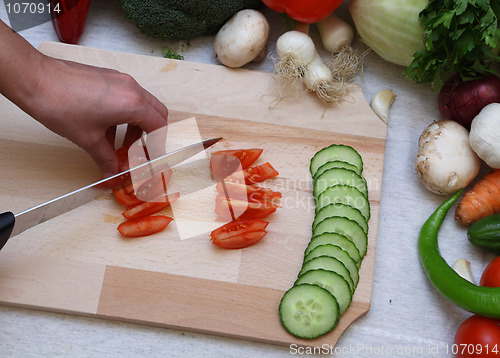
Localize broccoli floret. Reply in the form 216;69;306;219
120;0;263;41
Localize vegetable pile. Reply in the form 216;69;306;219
406;0;500;90
272;15;363;104
350;0;500;89
119;0;263;41
418;190;500;320
112;145;177;238
413;87;500;352
209;148;281;249
279;144;369;339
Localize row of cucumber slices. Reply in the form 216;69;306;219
279;144;371;339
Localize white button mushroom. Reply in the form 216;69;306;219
214;9;270;68
469;103;500;168
415;120;481;195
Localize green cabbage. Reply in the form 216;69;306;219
349;0;428;67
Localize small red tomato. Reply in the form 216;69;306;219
454;314;500;358
480;257;500;288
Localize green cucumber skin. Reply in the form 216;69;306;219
279;284;340;339
467;214;500;254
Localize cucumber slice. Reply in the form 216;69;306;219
304;244;359;289
305;233;362;265
313;203;368;234
314;160;361;179
313;168;368;198
315;185;371;221
313;217;368;258
299;256;355;294
279;284;340;339
310;144;363;178
295;269;352;315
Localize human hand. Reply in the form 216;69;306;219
23;56;169;178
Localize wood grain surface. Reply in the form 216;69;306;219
0;42;387;347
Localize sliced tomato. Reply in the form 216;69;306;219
116;145;131;172
117;215;173;238
210;148;263;179
211;230;267;249
122;192;180;220
215;181;282;202
210;219;269;249
210;219;269;240
215;195;278;220
113;187;143;207
226;162;279;185
134;168;173;202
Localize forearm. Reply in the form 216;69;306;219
0;20;47;111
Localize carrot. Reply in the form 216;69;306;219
455;169;500;226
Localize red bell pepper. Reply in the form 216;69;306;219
262;0;344;24
50;0;91;44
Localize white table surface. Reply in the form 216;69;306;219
1;1;496;357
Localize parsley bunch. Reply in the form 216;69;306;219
405;0;500;90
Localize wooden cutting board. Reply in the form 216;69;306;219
0;42;387;348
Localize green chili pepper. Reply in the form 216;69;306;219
418;189;500;319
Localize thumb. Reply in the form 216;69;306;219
86;138;119;179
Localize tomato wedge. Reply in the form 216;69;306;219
113;187;143;207
215;195;278;220
116;145;131;172
215;181;282;202
210;148;263;179
117;215;173;238
122;192;180;220
226;162;279;185
210;219;269;249
134;169;173;202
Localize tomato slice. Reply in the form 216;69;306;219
134;168;173;202
211;230;268;249
215;181;282;202
113;187;144;207
215;195;278;220
210;148;263;179
226;162;279;185
210;219;269;240
116;145;131;172
122;192;180;220
117;215;173;237
210;219;269;249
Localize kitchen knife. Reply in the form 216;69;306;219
0;137;222;251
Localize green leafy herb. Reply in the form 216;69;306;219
405;0;500;90
162;47;184;60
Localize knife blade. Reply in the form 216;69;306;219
0;137;222;251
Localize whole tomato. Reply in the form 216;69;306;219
261;0;344;23
480;257;500;288
454;315;500;357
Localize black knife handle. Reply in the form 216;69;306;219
0;212;14;251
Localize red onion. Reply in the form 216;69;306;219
438;75;500;129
